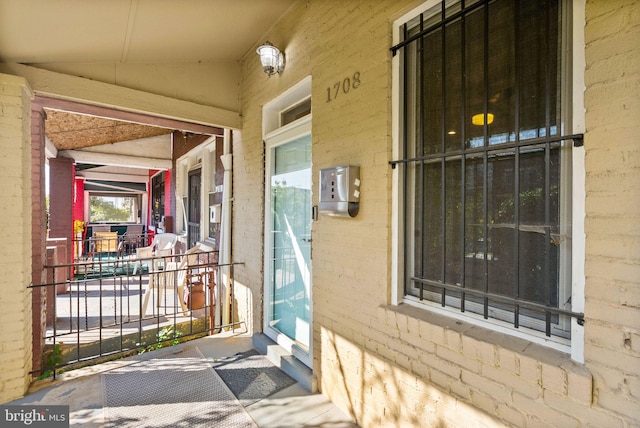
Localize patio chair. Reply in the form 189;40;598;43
86;226;112;258
133;232;178;275
122;224;144;254
141;243;202;317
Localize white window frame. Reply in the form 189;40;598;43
175;136;217;241
391;0;586;361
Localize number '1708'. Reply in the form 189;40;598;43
327;72;361;102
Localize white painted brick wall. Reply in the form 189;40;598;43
0;73;33;403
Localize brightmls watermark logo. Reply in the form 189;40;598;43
1;405;68;427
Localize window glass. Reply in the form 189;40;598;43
281;99;311;127
400;0;571;339
89;195;138;223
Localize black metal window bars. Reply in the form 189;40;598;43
390;0;584;337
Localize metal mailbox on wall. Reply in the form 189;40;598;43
319;165;360;217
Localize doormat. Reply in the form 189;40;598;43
211;349;297;406
102;345;257;427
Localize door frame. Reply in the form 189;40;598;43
263;117;313;367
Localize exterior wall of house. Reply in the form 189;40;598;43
236;0;640;426
0;73;34;402
583;0;640;421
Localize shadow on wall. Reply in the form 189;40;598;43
322;327;496;427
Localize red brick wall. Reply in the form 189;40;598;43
48;157;73;264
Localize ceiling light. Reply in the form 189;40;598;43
472;113;494;126
256;41;284;76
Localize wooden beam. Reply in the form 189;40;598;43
0;63;240;130
36;95;224;136
58;150;172;170
76;170;151;183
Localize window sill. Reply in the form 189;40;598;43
403;296;571;353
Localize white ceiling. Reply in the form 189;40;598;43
0;0;295;64
1;0;297;180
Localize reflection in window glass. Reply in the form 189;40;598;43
90;195;138;223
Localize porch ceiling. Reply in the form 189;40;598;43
0;0;295;64
1;0;295;165
45;110;171;150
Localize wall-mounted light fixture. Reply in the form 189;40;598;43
180;131;194;144
256;41;284;76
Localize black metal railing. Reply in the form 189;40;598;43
75;232;151;264
411;277;584;338
31;247;244;379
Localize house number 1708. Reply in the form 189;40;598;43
326;71;361;102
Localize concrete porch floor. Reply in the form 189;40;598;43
8;332;359;427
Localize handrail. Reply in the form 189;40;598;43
31;249;245;380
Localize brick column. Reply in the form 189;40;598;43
30;105;47;376
48;157;74;265
0;73;34;403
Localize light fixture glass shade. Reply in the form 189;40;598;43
256;41;283;76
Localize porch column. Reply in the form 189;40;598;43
0;73;34;402
30;104;47;377
48;157;74;256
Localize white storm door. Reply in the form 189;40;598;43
264;125;312;367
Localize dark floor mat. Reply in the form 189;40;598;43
211;349;297;406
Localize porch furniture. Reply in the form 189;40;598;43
91;225;111;234
122;224;144;254
90;231;119;259
141;244;202;317
82;225;110;258
133;233;178;275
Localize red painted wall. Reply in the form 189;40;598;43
164;169;171;217
73;176;84;234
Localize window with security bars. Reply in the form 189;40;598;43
393;0;582;339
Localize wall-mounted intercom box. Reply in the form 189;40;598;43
319;165;360;217
209;204;221;223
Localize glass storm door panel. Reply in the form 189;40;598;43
267;135;312;357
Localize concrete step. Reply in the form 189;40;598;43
252;333;317;393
